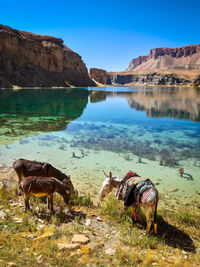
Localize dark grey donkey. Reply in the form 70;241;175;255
13;158;74;194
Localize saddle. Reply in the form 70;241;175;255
115;171;139;200
116;171;154;207
123;177;153;207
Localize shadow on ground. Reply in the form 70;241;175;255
31;208;86;224
134;217;196;252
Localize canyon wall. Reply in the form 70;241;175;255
127;45;200;71
0;24;96;88
89;68;108;84
90;68;200;86
107;72;191;86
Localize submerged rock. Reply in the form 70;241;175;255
169;188;179;193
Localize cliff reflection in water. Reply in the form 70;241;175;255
126;86;200;122
90;86;200;121
0;88;89;144
0;86;199;145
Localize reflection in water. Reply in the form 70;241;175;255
129;87;200;121
69;87;200;163
90;86;200;121
0;86;200;205
0;88;89;143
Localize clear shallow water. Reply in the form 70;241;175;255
0;86;200;206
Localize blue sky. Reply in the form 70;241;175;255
1;0;200;71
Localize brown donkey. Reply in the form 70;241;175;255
19;176;71;211
13;158;74;194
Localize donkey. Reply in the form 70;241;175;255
13;159;74;194
100;172;159;234
19;176;71;212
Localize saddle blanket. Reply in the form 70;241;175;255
116;172;155;207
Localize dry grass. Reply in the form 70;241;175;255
0;188;200;266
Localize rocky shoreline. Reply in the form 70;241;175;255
90;68;200;86
107;72;192;86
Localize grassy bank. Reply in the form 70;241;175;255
0;187;200;266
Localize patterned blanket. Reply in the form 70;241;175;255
116;172;155;208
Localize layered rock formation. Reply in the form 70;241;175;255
107;72;191;85
89;68;108;84
90;68;200;86
90;44;200;86
0;24;96;88
127;45;200;71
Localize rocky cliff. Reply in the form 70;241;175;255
107;72;192;85
0;24;96;88
91;68;200;86
127;45;200;71
89;68;108;84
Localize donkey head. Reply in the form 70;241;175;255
100;172;118;198
59;179;72;204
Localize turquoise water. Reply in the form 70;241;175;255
0;86;200;206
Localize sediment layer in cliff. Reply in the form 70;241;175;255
0;24;96;88
90;67;200;86
127;45;200;71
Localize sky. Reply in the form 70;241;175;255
1;0;200;71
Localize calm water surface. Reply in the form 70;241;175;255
0;86;200;205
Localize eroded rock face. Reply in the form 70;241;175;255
107;72;191;85
193;75;200;85
0;24;96;88
127;45;200;71
90;68;108;84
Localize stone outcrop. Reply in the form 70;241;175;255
127;45;200;71
89;69;200;86
0;24;96;88
107;72;191;86
127;56;149;70
89;68;200;86
193;74;200;85
89;68;108;84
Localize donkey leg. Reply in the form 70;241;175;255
143;206;152;234
24;195;30;212
48;195;51;210
153;196;158;234
49;195;54;212
17;172;24;195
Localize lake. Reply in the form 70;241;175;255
0;86;200;208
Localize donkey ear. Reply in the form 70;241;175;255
103;170;108;177
109;172;112;180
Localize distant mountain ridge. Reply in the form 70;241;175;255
127;45;200;71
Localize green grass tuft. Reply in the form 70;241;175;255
70;191;93;207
